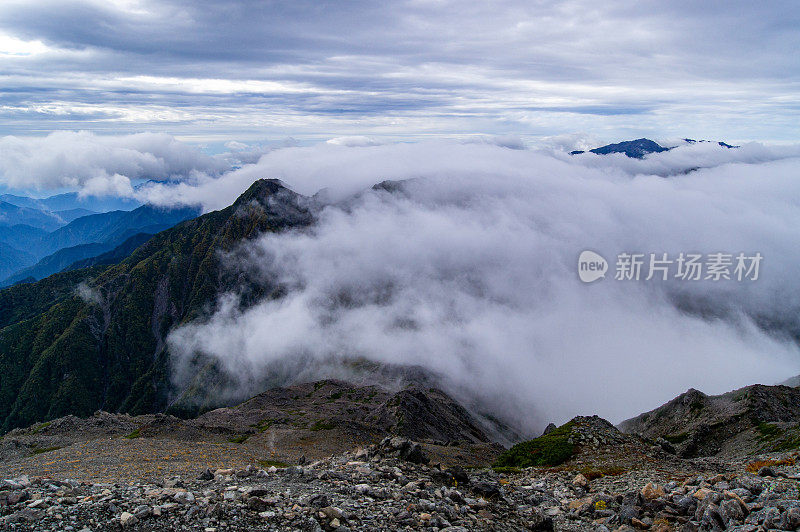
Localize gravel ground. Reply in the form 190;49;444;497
2;436;800;531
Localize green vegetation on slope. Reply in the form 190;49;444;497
494;421;576;468
0;180;312;434
0;267;103;330
663;432;689;444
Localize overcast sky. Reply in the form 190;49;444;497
0;0;798;144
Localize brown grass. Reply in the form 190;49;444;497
745;457;795;474
579;466;626;480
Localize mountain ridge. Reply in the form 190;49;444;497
570;137;738;158
0;204;200;286
0;179;313;433
618;383;800;457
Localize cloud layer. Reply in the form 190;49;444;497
164;141;800;435
0;131;226;194
0;0;798;141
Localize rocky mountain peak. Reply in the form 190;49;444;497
619;383;800;457
570;138;669;158
231;178;290;207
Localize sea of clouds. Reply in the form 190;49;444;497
4;132;800;435
161;139;800;435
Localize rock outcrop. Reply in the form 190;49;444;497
618;384;800;458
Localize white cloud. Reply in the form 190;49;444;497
224;140;249;151
326;136;383;147
165;141;800;435
0;32;48;56
0;130;226;194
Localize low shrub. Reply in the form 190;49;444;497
310;420;336;431
494;421;576;468
663;432;689;444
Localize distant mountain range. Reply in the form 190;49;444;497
0;202;199;285
53;207;98;223
1;232;162;287
65;232;156;271
0;192;147;280
32;203;200;257
570;137;738;158
0;192;140;213
0;242;36;281
0;201;65;232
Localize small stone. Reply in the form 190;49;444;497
619;505;639;524
248;497;270;511
757;466;776;477
568;496;593;511
320;506;343;520
700;504;725;529
308;493;330;508
164;476;184;488
471;481;500;499
247;487;270;497
7;491;30;505
692;488;713;500
120;511;138;528
641;482;665;500
173;490;195;503
718;498;744;527
572;474;589;488
734;476;763;494
651;521;670;532
785;507;800;529
723;490;749;514
762;506;781;529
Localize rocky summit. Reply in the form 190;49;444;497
2;380;800;531
618;384;800;458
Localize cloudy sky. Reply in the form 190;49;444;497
1;0;798;145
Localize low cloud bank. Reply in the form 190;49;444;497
562;141;800;177
165;141;800;435
0;131;227;196
136;138;800;211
